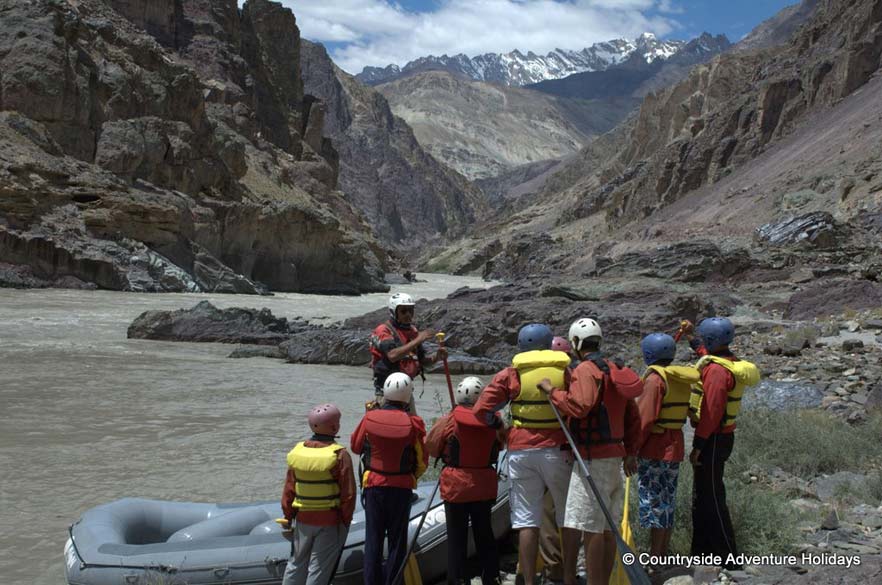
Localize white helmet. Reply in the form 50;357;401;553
383;372;414;403
455;376;484;406
388;292;415;317
568;318;602;351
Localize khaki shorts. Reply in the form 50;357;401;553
508;448;572;529
563;458;624;534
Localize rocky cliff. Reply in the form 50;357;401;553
0;0;388;294
299;40;484;247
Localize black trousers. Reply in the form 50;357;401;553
444;500;499;585
363;487;412;585
691;432;739;568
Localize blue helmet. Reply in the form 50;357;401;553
697;317;735;352
641;333;676;366
517;323;554;351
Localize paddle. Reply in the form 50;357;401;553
391;477;442;585
435;332;455;407
546;399;651;585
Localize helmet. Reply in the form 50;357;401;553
697;317;735;352
568;318;602;351
551;336;572;353
388;292;415;318
455;376;484;405
641;333;676;366
382;372;414;403
308;403;341;436
517;323;554;351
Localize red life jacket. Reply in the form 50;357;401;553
570;356;643;451
371;321;426;390
362;408;417;476
445;406;499;469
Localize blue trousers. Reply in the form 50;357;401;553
363;486;412;585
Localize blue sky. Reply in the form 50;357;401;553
271;0;800;74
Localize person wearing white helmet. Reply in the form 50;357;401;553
369;292;448;407
351;373;428;585
535;317;643;585
427;377;503;585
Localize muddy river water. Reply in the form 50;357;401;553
0;274;491;585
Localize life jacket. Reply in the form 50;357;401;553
688;356;760;427
445;406;499;469
643;365;701;433
371;321;426;390
361;407;417;477
570;355;643;451
511;350;571;428
286;442;344;511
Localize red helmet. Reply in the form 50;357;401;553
308;404;341;436
552;336;572;353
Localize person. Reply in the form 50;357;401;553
427;376;503;585
682;318;760;569
633;333;701;563
552;335;579;369
473;323;573;585
351;372;428;585
281;404;356;585
369;293;447;408
537;318;643;585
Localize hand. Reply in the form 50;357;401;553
689;448;702;467
623;456;638;477
434;346;448;362
417;329;436;343
537;378;553;394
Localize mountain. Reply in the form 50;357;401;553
358;33;686;87
376;71;636;180
300;41;485;246
527;33;731;100
0;0;388;294
734;0;820;53
423;0;882;281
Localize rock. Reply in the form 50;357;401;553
842;339;865;351
663;577;694;585
845;320;861;333
812;472;869;502
127;301;309;344
864;319;882;330
821;509;840;530
755;212;845;248
742;380;824;411
593;240;756;283
228;345;286;359
865;384;882;411
785;280;882;320
384;273;413;285
692;566;721;585
283;329;372;365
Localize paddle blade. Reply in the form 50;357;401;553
611;477;649;585
403;554;422;585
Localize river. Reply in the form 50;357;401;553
0;274;492;585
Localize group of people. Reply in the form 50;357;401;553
277;293;760;585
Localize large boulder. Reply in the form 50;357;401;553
785;279;882;319
755;212;845;248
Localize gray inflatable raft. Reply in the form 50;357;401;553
65;465;511;585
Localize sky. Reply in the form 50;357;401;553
264;0;800;74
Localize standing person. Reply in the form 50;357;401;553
537;318;643;585
473;323;573;585
370;293;447;409
427;376;503;585
682;318;760;569
351;373;428;585
633;333;701;564
552;336;579;369
281;404;356;585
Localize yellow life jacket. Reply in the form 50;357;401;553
643;365;700;433
688;356;760;427
511;350;570;428
286;442;344;511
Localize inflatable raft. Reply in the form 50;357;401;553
65;463;511;585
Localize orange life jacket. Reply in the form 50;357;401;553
445;406;499;469
361;407;417;476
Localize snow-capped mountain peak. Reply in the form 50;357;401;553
355;33;723;86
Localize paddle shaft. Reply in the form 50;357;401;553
436;333;455;407
547;399;651;585
392;477;442;585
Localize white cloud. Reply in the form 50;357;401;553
263;1;679;74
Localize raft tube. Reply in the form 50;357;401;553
65;459;511;585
